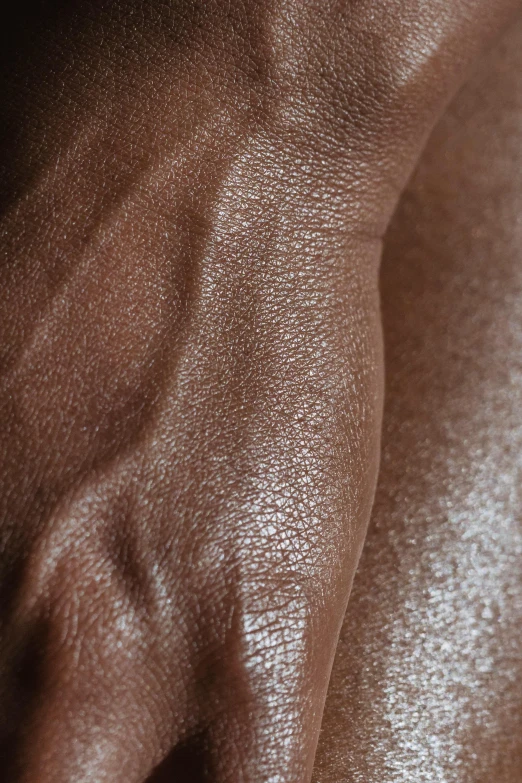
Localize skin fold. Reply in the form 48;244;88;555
314;16;522;783
0;2;520;781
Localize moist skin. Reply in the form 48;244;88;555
314;15;522;783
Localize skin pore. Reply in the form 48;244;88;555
0;2;520;781
315;17;522;782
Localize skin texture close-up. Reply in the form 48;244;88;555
0;2;521;781
314;14;522;783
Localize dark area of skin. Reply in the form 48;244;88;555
314;16;522;783
0;2;521;781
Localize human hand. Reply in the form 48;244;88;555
0;2;519;780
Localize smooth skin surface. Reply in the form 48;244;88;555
315;17;522;782
0;2;520;781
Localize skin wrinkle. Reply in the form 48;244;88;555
0;2;521;781
314;16;522;783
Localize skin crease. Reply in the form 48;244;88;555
0;2;520;781
314;17;522;783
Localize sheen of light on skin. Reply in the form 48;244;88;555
376;439;522;783
313;19;522;782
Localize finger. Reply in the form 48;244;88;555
2;529;188;783
146;585;336;783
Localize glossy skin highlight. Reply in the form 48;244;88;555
315;18;522;783
0;2;520;781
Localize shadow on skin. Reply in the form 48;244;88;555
145;738;207;783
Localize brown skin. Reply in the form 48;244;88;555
0;2;520;781
315;18;522;783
